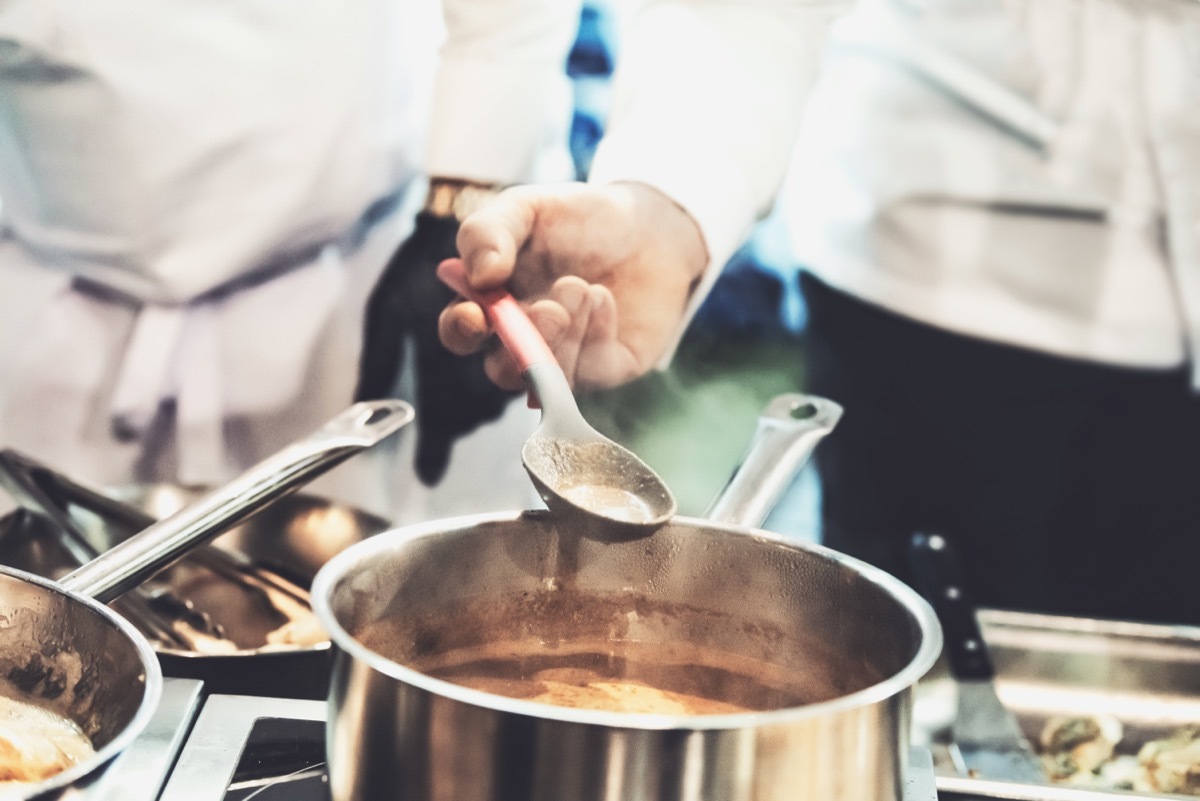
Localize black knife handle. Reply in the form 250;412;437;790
908;532;995;681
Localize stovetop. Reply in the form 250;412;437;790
159;695;328;801
44;678;204;801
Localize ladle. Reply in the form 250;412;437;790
437;259;676;531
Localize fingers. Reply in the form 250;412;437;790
439;183;679;393
575;284;641;390
481;348;525;392
455;187;537;290
441;275;639;391
541;277;591;381
481;285;577;390
438;299;489;356
440;188;540;359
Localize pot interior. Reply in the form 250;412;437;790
0;572;151;748
326;512;937;717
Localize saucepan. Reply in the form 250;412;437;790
0;462;391;699
314;393;944;801
0;400;410;799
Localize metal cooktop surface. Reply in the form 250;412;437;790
160;695;327;801
40;678;203;801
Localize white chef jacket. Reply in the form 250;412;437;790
0;0;579;519
590;0;1200;384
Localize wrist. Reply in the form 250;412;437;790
609;181;710;283
424;178;504;222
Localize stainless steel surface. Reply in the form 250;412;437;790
909;533;1046;786
953;681;1046;784
53;679;204;801
927;609;1200;800
908;748;941;801
157;696;942;801
703;393;842;527
521;361;676;530
60;400;412;604
0;566;163;800
316;514;940;801
311;392;941;801
0;401;408;799
938;777;1195;800
158;694;327;801
0;489;391;699
0;451;224;651
108;484;391;597
437;258;677;532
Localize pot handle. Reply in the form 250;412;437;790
703;393;842;529
59;399;414;604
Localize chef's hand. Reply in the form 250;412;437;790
356;206;517;486
438;182;709;392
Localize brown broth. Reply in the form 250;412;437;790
359;632;832;715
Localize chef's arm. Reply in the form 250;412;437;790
354;0;583;485
589;0;854;364
439;0;855;391
425;0;583;191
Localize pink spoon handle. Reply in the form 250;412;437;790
437;258;556;372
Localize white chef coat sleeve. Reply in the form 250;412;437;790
426;0;583;185
588;0;853;364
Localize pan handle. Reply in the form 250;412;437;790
59;400;414;604
703;393;842;529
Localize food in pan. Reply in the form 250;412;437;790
264;612;326;648
1040;714;1124;781
1138;727;1200;796
412;649;797;715
495;669;750;715
418;656;760;715
380;636;826;716
1039;715;1200;796
0;695;94;787
357;588;874;717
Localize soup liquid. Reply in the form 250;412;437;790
363;634;825;715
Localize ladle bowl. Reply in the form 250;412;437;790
437;259;677;532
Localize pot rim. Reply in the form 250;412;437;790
312;511;943;731
0;564;164;799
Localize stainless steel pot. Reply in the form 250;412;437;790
0;400;410;799
0;477;391;699
313;394;943;801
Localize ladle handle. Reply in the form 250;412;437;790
59;400;413;604
704;393;842;529
437;258;555;371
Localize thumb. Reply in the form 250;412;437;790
455;186;539;291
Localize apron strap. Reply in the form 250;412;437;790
109;305;187;440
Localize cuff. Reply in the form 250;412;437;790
426;59;575;185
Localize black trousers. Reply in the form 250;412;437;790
801;273;1200;626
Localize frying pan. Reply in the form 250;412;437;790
0;463;391;699
0;400;411;799
314;394;944;801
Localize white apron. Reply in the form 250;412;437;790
0;0;541;522
785;0;1200;379
592;0;1200;380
